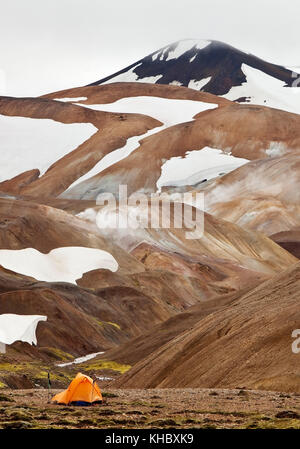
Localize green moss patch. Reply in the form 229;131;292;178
41;347;74;362
81;359;131;374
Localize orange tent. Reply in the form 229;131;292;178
52;372;103;406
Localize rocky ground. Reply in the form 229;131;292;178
0;387;299;429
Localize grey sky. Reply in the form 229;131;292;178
0;0;299;96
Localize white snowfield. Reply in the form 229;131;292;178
0;314;47;350
0;247;118;284
157;147;249;189
0;115;97;182
224;64;300;115
76;96;217;127
63;96;217;192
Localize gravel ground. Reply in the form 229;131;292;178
0;387;299;429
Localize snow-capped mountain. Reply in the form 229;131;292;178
89;39;299;101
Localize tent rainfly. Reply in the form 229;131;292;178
52;373;103;406
0;314;47;353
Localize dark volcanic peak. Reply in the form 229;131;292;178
89;39;298;96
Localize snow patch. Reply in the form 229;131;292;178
152;51;160;61
75;96;216;130
57;351;104;367
0;247;118;284
0;115;97;182
102;64;142;84
166;40;210;61
137;75;163;83
169;80;183;86
0;314;47;348
224;64;300;114
159;47;170;61
54;97;87;102
188;77;211;90
157;147;249;189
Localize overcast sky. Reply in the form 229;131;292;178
0;0;299;96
